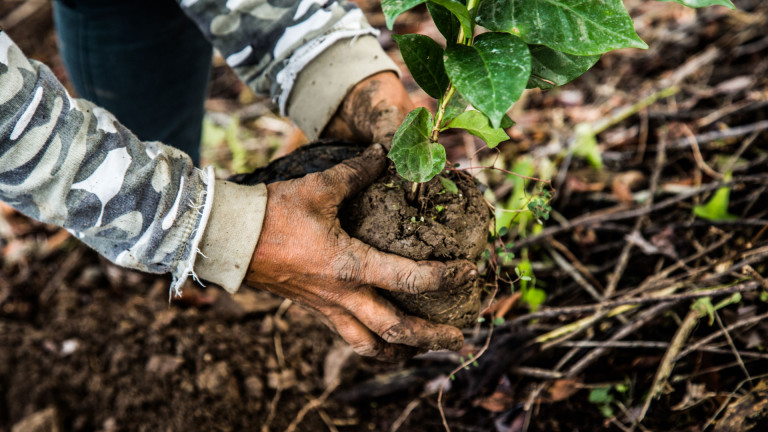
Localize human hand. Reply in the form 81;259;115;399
322;72;414;150
245;144;477;361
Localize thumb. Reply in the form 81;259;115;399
319;143;387;205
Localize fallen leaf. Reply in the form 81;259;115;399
545;379;581;402
611;170;646;203
478;391;516;412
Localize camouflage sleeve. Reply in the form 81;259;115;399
0;31;214;296
177;0;381;116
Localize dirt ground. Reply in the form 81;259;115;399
2;1;768;431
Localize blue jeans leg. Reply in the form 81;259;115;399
53;0;213;165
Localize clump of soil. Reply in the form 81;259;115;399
232;141;491;327
341;168;489;327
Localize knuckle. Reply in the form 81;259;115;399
396;264;438;294
394;266;420;294
333;247;365;284
380;322;406;344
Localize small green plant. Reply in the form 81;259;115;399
693;173;738;221
588;380;631;418
383;0;735;184
588;386;616;418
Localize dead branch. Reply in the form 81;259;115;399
639;307;702;421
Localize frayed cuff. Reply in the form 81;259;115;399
169;165;216;300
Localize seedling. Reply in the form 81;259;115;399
384;0;736;184
693;173;738;221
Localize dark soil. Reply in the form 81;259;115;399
341;168;489;327
0;244;340;431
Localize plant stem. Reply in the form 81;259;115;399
429;0;480;143
431;84;456;142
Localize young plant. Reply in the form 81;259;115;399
384;0;736;184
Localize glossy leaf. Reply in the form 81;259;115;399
393;34;449;98
657;0;735;9
528;45;601;89
445;111;509;148
476;0;648;56
444;32;531;128
382;0;426;29
427;1;461;45
388;108;446;183
428;0;472;39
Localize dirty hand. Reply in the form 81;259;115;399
323;72;415;150
245;144;476;361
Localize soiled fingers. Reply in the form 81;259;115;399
328;312;419;362
344;286;464;352
339;240;478;295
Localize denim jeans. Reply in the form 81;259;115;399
53;0;213;164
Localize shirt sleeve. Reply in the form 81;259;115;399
0;30;265;296
178;0;399;139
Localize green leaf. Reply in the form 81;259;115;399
428;0;472;39
393;34;449;99
444;32;531;128
573;123;603;170
382;0;426;30
388;108;446;183
588;387;614;404
495;157;534;233
693;176;738;221
599;405;614;418
427;1;462;45
439;176;459;194
445;111;509;148
476;0;648;56
523;287;546;311
657;0;735;9
528;45;601;90
500;113;516;129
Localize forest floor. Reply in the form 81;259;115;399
1;0;767;431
